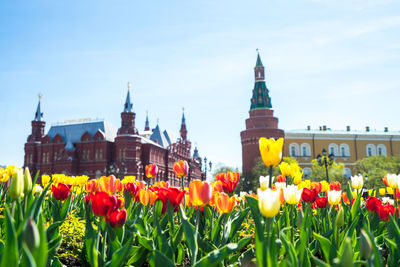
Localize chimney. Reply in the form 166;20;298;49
323;125;327;131
307;125;311;130
384;127;388;132
366;126;370;132
346;126;350;132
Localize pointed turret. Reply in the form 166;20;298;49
193;146;200;159
250;51;272;110
118;82;136;135
34;93;43;121
144;110;150;131
124;82;133;113
180;108;187;141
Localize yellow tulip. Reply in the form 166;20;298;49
386;174;399;189
257;188;281;218
42;175;51;187
368;189;374;196
259;176;274;191
387;187;393;195
122;176;136;184
293;171;303;185
259;137;284;167
283;185;303;204
33;184;43;194
8;168;24;200
379;188;386;196
320;181;329;193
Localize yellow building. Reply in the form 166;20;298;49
284;125;400;178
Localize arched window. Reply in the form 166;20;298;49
289;143;299;157
366;144;376;157
328;143;339;156
300;143;311;157
339;144;350;157
377;144;387;156
345;168;352;178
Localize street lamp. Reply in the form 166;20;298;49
202;157;212;181
316;149;334;181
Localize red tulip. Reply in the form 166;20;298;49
366;197;382;213
216;171;240;193
276;175;286;183
52;183;71;201
107;208;127;228
378;204;394;221
84;193;93;205
157;187;185;213
125;182;139;198
329;182;341;191
315;197;328;208
301;188;318;203
91;191;118;217
84;179;98;193
145;164;158;179
173;161;189;178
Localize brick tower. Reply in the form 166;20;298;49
240;53;284;174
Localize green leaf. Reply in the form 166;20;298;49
138;235;154;251
180;205;198;265
105;237;133;267
228;208;249;240
211;213;224;243
0;207;19;267
148;249;175;267
127;246;148;266
193;237;252;267
339;237;354;267
280;232;298;266
362;226;383;267
32;215;48;267
21;243;37;267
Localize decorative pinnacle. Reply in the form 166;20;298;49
127;82;131;90
38;93;43;100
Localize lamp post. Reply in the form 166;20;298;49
202;157;212;181
316;149;334;182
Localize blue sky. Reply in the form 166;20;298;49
1;0;399;170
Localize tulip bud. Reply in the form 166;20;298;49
335;208;345;228
360;229;372;259
23;167;33;195
8;168;24;200
24;218;40;251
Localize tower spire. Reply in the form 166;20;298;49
34;93;43;121
123;82;133;113
180;107;187;141
144;110;150;131
250;51;272;110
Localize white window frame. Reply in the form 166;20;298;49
366;144;376;157
377;144;387;156
289;143;299;157
328;143;339;157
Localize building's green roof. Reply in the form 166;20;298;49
250;81;272;110
256;53;263;67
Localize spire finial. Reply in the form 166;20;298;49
127;82;131;90
123;83;133;112
38;93;43;100
146;110;148;116
34;93;43;121
157;118;159;125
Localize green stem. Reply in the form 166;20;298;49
102;224;108;263
11;201;16;219
268;166;273;188
265;217;271;267
193;209;200;264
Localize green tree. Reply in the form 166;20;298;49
309;159;346;185
211;164;239;181
353;155;400;189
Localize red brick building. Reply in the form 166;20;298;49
240;53;284;174
24;89;204;186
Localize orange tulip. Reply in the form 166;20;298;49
145;164;158;179
138;189;158;206
215;192;235;214
98;175;124;195
185;193;192;207
209;191;220;206
153;181;169;188
84;179;98;193
173;161;189;178
211;180;224;193
189;180;212;206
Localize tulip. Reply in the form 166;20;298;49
351;175;363;190
33;184;43;194
51;183;71;201
378;204;394;221
84;179;98;193
24;218;40;251
279;162;301;178
315;197;328;208
283;185;303;204
23;167;33;195
211;180;224;193
257;188;281;218
145;164;158;179
215;192;235;214
259;137;284;167
320;180;329;192
173;161;189;178
335;207;345;227
91;191;118;217
107;208;127;228
259;176;274;191
8;168;24;200
301;188;318;203
378;188;386;196
329;181;341;191
276;175;286;183
298;180;311;190
98;175;124;195
138;189;158;206
41;175;51;187
121;176;136;184
382;197;395;206
382;175;389;187
327;190;341;206
216;172;240;193
157;187;185;213
293;172;303;185
189;180;212;206
360;229;372;259
387;187;394;195
0;165;16;183
386;174;399;189
366;197;382;213
126;182;139;198
311;182;322;194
